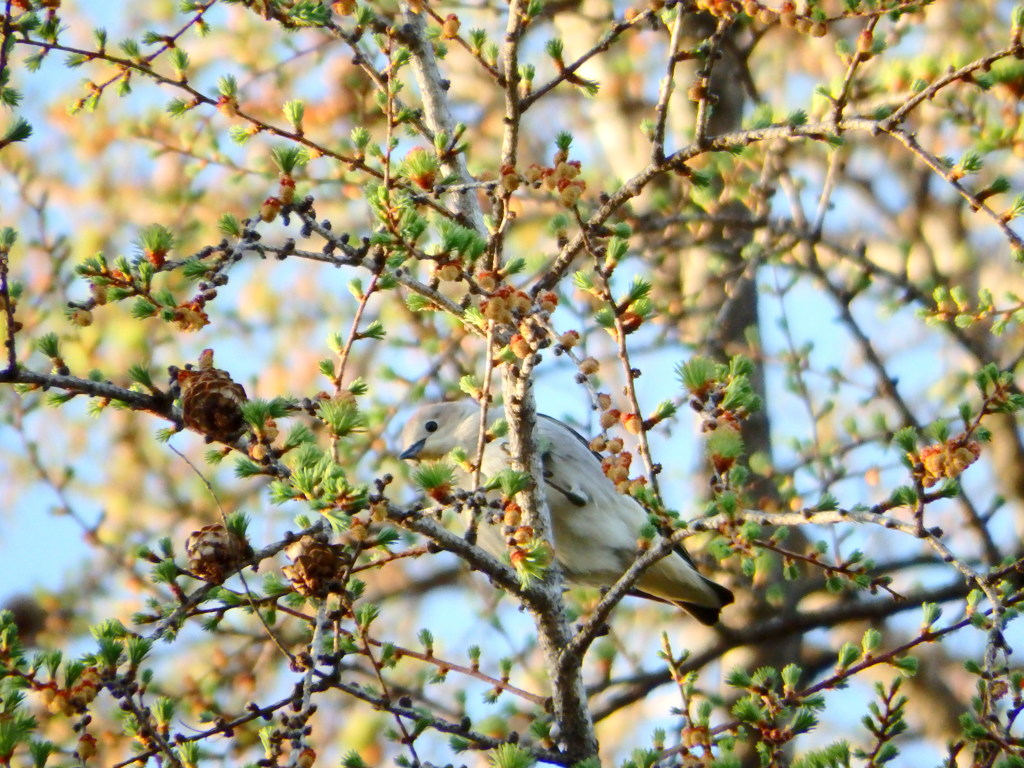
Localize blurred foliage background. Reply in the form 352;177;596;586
4;0;1024;766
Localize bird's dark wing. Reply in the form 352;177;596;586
538;438;589;507
529;419;597;508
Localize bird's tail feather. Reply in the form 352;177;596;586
630;576;734;625
674;578;734;625
704;577;735;608
675;601;724;626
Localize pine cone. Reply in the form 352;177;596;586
186;523;253;584
282;536;347;598
177;349;247;442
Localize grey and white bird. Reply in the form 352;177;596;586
398;400;734;625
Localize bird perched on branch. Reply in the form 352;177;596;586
399;400;734;625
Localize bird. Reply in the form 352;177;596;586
398;400;734;625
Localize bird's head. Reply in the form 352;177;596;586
398;400;480;461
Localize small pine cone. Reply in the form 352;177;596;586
68;666;102;709
260;196;282;222
217;95;239;117
621;412;643;434
948;440;981;475
296;747;316;768
177;349;248;442
76;733;98;760
476;271;499;292
49;691;74;716
917;436;981;487
502;501;522;527
481;297;513;325
68;307;93;327
261;418;280;443
523;163;545;183
509;334;532;359
172;301;210;332
537;291;558;313
557;179;583;207
279;176;296;205
499;165;521;193
441;13;460;39
558;330;580;349
435;260;463;282
512;525;534;545
510;291;532;314
918;444;945;487
283;536;346;598
186;523;253;584
607;466;629;484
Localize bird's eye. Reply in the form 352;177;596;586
425;420;438;433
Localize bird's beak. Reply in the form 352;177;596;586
399;438;426;461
